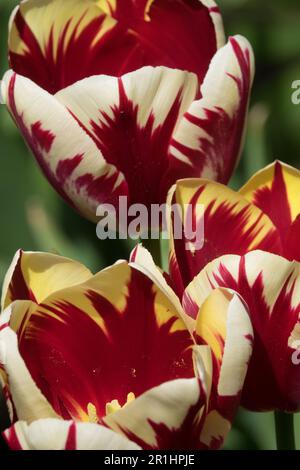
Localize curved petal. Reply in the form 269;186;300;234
239;161;300;261
0;302;60;423
165;35;255;189
8;262;194;422
0;367;15;424
168;178;281;295
1;71;127;222
1;250;92;310
129;245;193;330
184;288;253;421
187;251;300;412
104;347;209;450
9;0;224;92
4;419;140;450
55;66;198;207
8;0;121;93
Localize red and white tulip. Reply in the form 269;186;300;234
167;160;300;411
0;248;253;449
1;0;254;222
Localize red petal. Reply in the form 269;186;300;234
9;0;223;93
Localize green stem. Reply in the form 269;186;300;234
274;411;296;450
141;236;162;268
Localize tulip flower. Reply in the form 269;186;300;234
1;0;254;223
167;160;300;411
0;248;253;450
168;160;300;296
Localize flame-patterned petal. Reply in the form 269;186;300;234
104;358;207;450
3;419;140;450
239;160;300;261
55;66;198;208
182;287;253;446
186;251;300;411
168;178;282;296
1;71;128;222
165;35;255;189
1;261;194;425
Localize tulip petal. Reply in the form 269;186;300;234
6;262;194;422
1;250;92;310
8;0;119;93
168;178;282;296
9;0;224;92
1;71;127;222
104;347;209;450
129;245;193;330
55;66;198;207
166;35;255;188
239;161;300;261
0;302;60;423
184;287;253;420
4;419;140;450
188;251;300;411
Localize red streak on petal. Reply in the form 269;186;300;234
7;73;80;209
31;122;55;152
3;426;23;450
210;257;300;412
130;245;138;262
65;422;77;450
252;161;294;258
7;251;37;304
209;6;221;13
169;36;252;187
75;171;128;208
56;154;84;186
285;215;300;261
89;77;184;208
121;380;207;450
18;270;194;421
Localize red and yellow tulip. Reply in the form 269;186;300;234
168;160;300;411
1;0;254;222
0;248;253;449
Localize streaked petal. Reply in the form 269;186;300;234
189;251;300;411
1;250;92;310
9;262;194;422
100;0;225;81
184;288;253;421
1;71;127;222
168;178;281;295
55;66;198;207
4;419;140;450
9;0;120;93
0;302;60;423
104;347;208;450
184;287;253;446
0;367;15;424
240;161;300;261
165;35;255;188
9;0;224;92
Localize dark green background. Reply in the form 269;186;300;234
0;0;300;450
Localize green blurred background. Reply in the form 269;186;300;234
0;0;300;450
